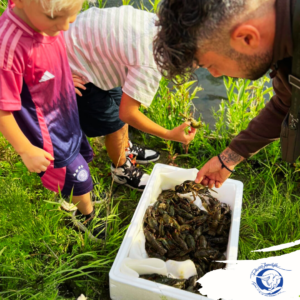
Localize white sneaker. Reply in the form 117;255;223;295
125;140;160;164
111;157;149;191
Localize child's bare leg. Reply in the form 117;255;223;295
72;192;93;215
105;124;129;167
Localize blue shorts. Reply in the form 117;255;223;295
39;136;94;196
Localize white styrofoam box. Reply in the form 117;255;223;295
109;164;243;300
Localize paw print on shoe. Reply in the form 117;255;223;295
73;165;88;182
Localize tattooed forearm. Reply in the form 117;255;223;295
220;148;244;165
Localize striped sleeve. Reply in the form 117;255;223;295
0;68;23;111
0;19;25;111
122;65;162;107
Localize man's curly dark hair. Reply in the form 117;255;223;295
153;0;248;82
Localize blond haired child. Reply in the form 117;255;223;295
0;0;104;241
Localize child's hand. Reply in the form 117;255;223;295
72;74;86;96
20;145;54;173
167;122;197;145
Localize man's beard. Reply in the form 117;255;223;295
226;48;273;80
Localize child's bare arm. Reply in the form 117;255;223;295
0;110;54;173
119;93;196;145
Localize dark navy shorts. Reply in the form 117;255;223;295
39;135;94;196
76;83;125;137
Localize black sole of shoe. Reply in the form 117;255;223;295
112;181;145;192
124;183;145;192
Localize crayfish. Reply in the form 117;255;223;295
142;180;232;295
179;112;203;129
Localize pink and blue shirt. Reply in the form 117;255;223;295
0;6;84;168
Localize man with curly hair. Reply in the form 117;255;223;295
154;0;294;188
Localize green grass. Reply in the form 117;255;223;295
1;0;300;299
0;144;135;299
1;76;300;299
0;0;7;15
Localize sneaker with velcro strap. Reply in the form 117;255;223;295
125;140;160;164
111;157;149;191
71;207;106;242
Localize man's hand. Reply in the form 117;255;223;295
195;148;244;188
20;145;54;173
72;74;86;96
167;122;197;145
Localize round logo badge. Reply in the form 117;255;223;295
77;169;88;182
255;269;283;296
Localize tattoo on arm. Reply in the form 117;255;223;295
220;148;244;165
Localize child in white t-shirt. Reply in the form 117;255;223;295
64;6;196;191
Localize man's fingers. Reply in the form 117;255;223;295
202;177;209;186
195;171;203;184
215;181;222;188
208;179;215;189
75;88;82;96
195;164;209;183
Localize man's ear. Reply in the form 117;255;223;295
12;0;26;9
230;24;260;54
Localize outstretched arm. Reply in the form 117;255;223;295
196;72;292;188
119;92;196;145
228;74;291;158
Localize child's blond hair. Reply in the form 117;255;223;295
32;0;95;16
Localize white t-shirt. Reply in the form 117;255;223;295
64;6;162;107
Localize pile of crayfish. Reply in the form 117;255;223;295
142;180;231;294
